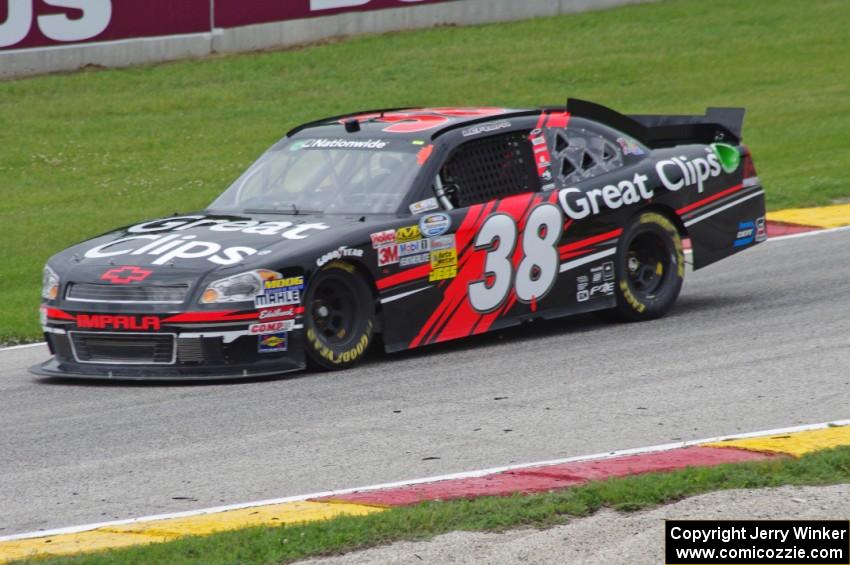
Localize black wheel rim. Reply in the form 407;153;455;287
311;275;358;345
626;232;670;298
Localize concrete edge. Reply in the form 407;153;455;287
2;420;850;562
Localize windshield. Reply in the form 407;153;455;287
209;137;422;215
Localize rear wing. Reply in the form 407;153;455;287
566;98;745;148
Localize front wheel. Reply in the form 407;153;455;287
304;262;375;370
609;211;685;322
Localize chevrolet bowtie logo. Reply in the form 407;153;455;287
101;266;152;284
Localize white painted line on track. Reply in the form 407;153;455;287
2;418;849;543
1;225;848;357
0;342;45;352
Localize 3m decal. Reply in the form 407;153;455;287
76;314;161;331
100;266;152;284
258;332;288;353
469;203;563;313
377;244;400;267
316;246;364;267
419;213;451;238
128;216;329;240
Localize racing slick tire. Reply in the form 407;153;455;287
609;211;685;322
304;261;375;371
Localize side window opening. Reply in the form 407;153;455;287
438;130;541;208
553;127;624;186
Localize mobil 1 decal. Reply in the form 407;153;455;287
409;191;568;348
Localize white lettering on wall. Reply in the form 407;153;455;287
0;0;111;48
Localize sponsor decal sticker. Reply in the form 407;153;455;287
655;148;723;194
398;239;430;257
370;229;396;248
419;213;451;238
100;266;152;284
461;121;511;137
429;266;458;282
430;234;456;251
617;137;645;156
316;246;364;267
258;332;288;353
249;320;295;334
755;217;767;242
395;225;421;243
255;276;305;308
558;173;653;221
409;197;440;215
258;306;298;321
85;234;258;267
76;314;161;331
430;248;458;269
296;138;389;150
377;244;400;267
734;221;756;247
400;253;430;267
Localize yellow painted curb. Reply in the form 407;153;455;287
768;203;850;229
0;501;383;564
704;426;850;458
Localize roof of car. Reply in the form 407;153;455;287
286;106;546;139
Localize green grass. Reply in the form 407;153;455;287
1;0;849;342
18;446;850;564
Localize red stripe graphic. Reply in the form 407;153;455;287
44;307;74;321
677;183;745;216
558;228;622;259
546;111;570;129
376;265;431;291
161;311;260;323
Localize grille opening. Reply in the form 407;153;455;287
70;332;175;365
67;283;189;304
581;151;596;170
554;134;569;153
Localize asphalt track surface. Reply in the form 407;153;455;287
2;229;849;536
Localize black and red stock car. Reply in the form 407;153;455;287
33;99;766;380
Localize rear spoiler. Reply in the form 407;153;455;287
565;98;745;148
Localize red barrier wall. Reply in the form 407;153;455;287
0;0;453;51
0;0;211;50
214;0;453;29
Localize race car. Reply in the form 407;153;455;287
33;99;766;380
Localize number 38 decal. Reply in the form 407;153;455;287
469;203;564;313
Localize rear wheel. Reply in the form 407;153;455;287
304;262;374;370
609;211;685;322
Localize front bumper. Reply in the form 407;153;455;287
32;323;306;381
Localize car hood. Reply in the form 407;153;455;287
55;212;370;285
